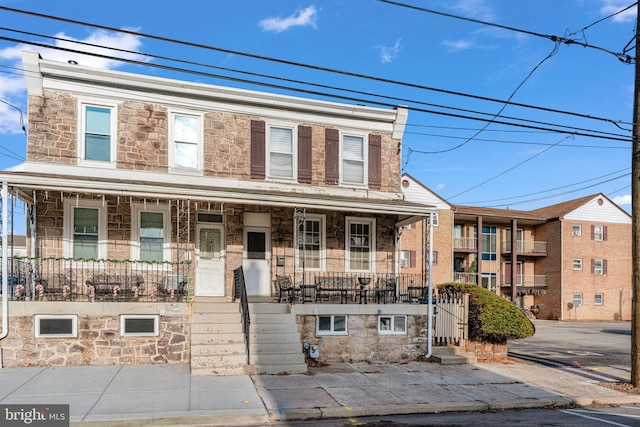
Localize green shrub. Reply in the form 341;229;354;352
438;282;535;344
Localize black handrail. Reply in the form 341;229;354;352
232;266;250;364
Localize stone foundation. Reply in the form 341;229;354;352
465;341;508;362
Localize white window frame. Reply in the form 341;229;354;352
35;314;78;338
572;224;582;237
78;99;117;168
594;293;604;305
340;132;367;186
573;259;583;271
573;292;583;306
169;110;203;173
131;203;172;262
427;213;439;227
267;124;297;181
316;315;348;336
294;213;326;271
593;259;604;275
400;250;411;268
63;199;107;259
378;315;407;335
120;315;159;337
345;216;376;273
594;225;604;241
427;251;438;265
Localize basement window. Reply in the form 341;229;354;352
35;315;78;338
120;315;159;336
316;315;347;336
378;315;406;335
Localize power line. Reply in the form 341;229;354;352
0;34;631;144
0;5;632;129
377;0;636;64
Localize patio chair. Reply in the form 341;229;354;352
375;277;397;304
36;273;75;301
155;275;188;301
274;275;295;303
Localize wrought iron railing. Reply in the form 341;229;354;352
1;257;191;302
233;266;250;364
503;274;547;287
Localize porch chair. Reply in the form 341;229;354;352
274;275;295;303
375;277;397;304
35;273;75;301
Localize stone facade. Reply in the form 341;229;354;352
1;303;189;368
465;341;508;362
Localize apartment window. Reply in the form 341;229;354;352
573;293;583;306
427;213;439;227
35;315;78;338
268;126;295;179
80;102;116;164
573;259;583;270
572;224;582;237
481;273;497;293
346;217;375;272
593;225;605;241
593;259;605;275
121;315;159;336
170;112;202;170
63;199;106;259
295;214;325;270
342;134;366;185
131;204;171;262
594;293;604;305
400;250;411;267
378;315;407;335
317;315;347;335
481;226;496;261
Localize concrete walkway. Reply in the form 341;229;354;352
1;359;639;426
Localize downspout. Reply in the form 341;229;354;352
426;213;434;359
1;181;9;342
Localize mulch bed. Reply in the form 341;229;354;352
599;381;640;394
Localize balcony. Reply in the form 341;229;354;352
501;274;547;295
453;237;477;252
502;240;547;256
452;272;478;285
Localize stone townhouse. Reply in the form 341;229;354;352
399;176;631;322
0;51;441;372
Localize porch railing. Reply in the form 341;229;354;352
452;272;477;285
453;237;477;251
233;266;250;364
503;274;547;286
503;240;547;254
1;257;191;302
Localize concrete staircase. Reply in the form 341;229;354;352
190;299;249;376
429;345;477;365
248;303;307;375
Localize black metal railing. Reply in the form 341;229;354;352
0;257;191;302
233;266;250;364
276;272;432;304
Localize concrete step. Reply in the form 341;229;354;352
431;346;465;356
192;301;239;313
430;353;477;365
192;312;243;324
249;322;298;334
249;332;302;344
249;352;305;365
192;322;244;334
248;303;290;314
191;343;246;356
191;365;249;376
191;353;248;367
248;363;308;375
249;342;302;354
191;332;245;345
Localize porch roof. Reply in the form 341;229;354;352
1;163;436;218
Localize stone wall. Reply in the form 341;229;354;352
0;303;190;368
465;341;508;362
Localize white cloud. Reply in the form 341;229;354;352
259;6;318;33
436;183;446;190
0;29;145;135
600;0;637;23
441;39;475;51
450;0;496;21
378;39;401;63
612;194;632;206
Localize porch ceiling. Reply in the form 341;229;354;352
1;164;435;217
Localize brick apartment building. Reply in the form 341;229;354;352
400;174;632;321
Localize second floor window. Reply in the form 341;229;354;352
593;225;605;241
572;224;582;236
268;126;294;179
171;113;201;170
342;134;365;185
81;104;115;163
593;259;605;275
482;225;497;261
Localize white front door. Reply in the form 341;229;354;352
195;224;225;296
243;227;271;296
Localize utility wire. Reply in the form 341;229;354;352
0;97;26;137
457;168;630;205
0;5;632;128
377;0;636;64
448;135;573;200
1;34;631;143
5;27;629;142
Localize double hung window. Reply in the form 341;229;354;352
131;204;171;262
170;112;202;170
295;214;325;270
268;126;295;179
63;199;106;259
346;217;375;272
342;134;365;185
80;102;116;164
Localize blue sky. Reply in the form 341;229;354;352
0;0;635;229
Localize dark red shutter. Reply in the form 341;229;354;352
298;125;312;184
250;120;265;179
591;225;595;240
368;134;381;189
410;250;416;268
591;259;595;274
325;128;339;185
603;259;608;274
603;226;608;241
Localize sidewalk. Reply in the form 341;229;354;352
1;359;639;426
